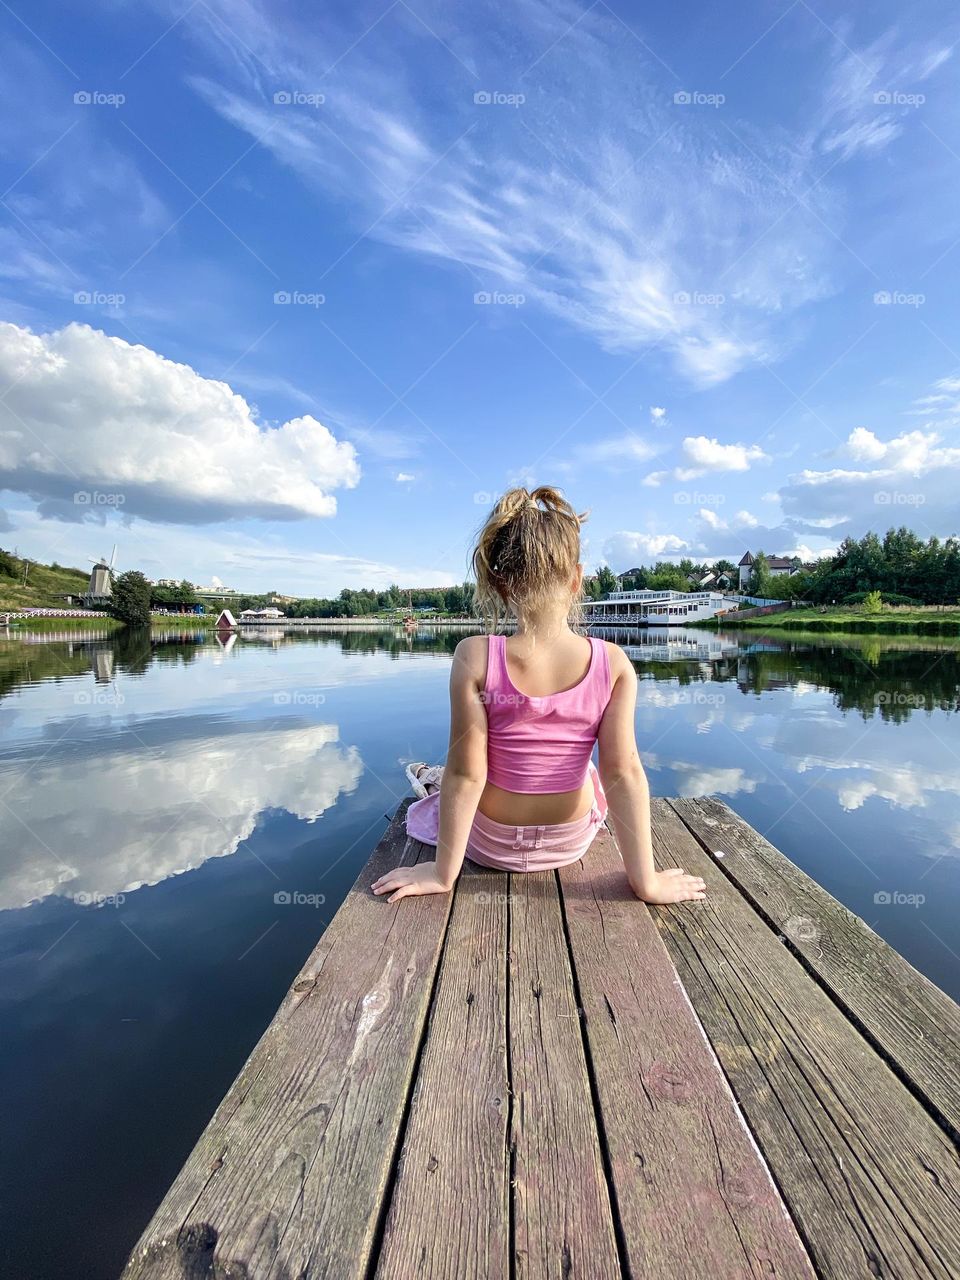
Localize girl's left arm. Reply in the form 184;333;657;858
372;637;488;903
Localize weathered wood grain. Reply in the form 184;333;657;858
507;869;621;1279
649;799;960;1280
376;860;510;1279
671;795;960;1138
558;829;814;1279
122;804;453;1280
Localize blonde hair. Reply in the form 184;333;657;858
472;486;587;631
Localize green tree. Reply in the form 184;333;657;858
648;561;688;591
861;589;884;614
595;565;618;596
619;566;649;590
747;551;773;598
677;558;697;584
110;570;152;627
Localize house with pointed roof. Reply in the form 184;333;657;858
738;552;802;590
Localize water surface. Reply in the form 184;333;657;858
1;624;958;1278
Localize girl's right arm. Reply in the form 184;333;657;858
597;645;706;905
372;637;487;903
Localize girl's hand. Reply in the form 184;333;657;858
372;861;453;903
631;868;706;904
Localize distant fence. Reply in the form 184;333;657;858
1;608;110;621
721;594;788;608
234;616;482;629
720;602;793;620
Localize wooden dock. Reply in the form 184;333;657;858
121;798;960;1279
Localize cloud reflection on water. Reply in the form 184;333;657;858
0;720;363;910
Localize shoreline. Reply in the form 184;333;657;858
7;607;960;640
694;606;960;636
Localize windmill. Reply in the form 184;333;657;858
84;544;118;604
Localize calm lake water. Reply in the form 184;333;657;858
2;623;959;1278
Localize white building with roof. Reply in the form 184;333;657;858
586;589;730;626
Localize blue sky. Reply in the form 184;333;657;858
1;0;959;593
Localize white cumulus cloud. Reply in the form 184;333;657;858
675;436;768;480
602;530;690;565
0;322;360;524
779;425;960;536
846;427;888;462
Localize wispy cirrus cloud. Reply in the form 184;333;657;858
0;41;171;295
814;31;952;160
159;0;862;386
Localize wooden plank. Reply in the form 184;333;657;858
507;868;621;1279
648;800;960;1280
671;795;960;1138
558;829;814;1279
122;804;453;1280
376;861;510;1279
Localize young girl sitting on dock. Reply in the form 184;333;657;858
373;487;707;905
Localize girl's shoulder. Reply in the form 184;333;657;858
455;633;489;659
453;634;490;681
599;638;634;683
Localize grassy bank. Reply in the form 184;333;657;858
708;606;960;636
0;557;89;610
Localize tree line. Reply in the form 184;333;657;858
745;530;960;605
607;530;960;607
284;584;474;617
99;525;960;629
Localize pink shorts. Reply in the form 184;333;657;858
405;763;608;872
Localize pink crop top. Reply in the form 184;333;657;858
483;634;613;793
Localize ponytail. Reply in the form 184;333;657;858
472;486;586;631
